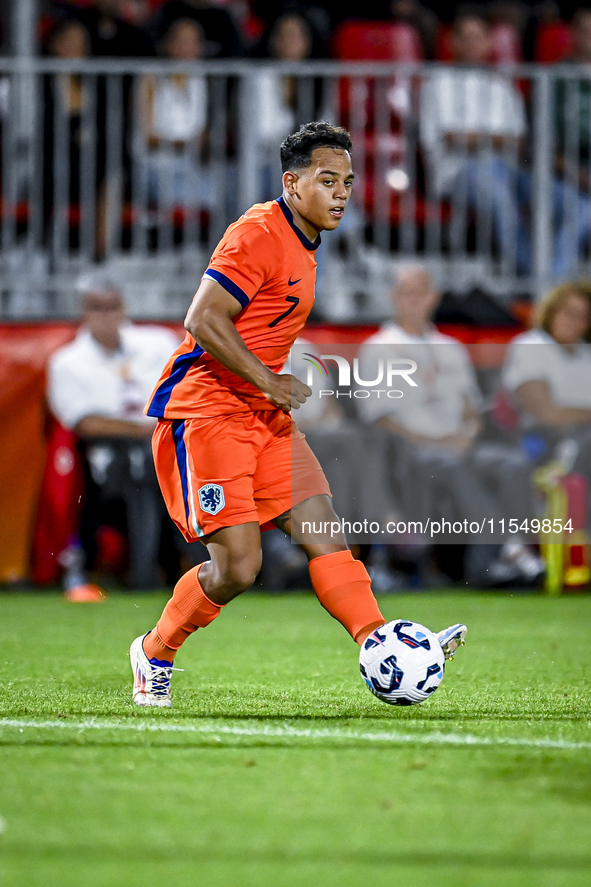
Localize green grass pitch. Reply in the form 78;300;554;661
0;589;590;887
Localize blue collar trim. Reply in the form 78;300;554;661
276;196;321;251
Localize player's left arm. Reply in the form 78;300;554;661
185;277;311;413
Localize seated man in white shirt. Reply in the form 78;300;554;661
502;282;591;485
47;271;184;598
285;339;419;591
357;263;543;587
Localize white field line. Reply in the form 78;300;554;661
0;718;590;751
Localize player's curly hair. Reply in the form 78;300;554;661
280;121;352;173
537;281;591;343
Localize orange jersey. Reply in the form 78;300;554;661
146;198;320;419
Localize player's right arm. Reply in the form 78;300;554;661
185;277;311;413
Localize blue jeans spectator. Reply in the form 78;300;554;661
449;157;591;277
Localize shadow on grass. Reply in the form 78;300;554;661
2;704;590;723
2;840;591;872
173;708;591;724
1;733;589;753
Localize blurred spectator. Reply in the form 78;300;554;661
252;6;327;58
0;71;7;194
502;281;591;484
357;263;544;587
137;18;212;213
487;0;530;35
289;341;400;529
70;0;153;56
552;7;591;274
42;18;111;258
281;340;414;591
47;271;186;598
421;7;591;276
251;10;330;199
420;10;529;273
251;1;334;40
390;0;439;58
43;10;148;257
148;0;245;58
117;0;153;28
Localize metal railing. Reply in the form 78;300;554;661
0;57;589;320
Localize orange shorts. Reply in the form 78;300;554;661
152;409;330;540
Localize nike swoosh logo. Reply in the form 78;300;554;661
288;277;302;286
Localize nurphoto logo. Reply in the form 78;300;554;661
303;352;418;399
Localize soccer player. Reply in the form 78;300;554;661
130;121;466;706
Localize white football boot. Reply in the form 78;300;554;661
436;623;467;661
130;633;182;707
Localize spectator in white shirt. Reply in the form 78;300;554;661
358;263;544;587
276;339;421;592
420;11;527;271
47;271;185;598
420;10;591;277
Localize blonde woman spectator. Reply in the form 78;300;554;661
503;283;591;473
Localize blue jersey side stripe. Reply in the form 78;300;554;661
171;418;205;538
203;269;250;308
171;419;190;525
146;344;205;417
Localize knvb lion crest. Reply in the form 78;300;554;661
198;483;225;515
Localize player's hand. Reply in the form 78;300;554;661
263;373;312;413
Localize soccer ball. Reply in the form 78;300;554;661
359;619;445;706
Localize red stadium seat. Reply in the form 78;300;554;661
332;22;431;241
30;417;84;585
534;21;573;63
332;20;423;62
435;25;453;61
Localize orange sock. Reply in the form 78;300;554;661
146;563;224;655
308;549;385;644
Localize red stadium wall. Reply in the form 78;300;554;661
0;321;522;585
